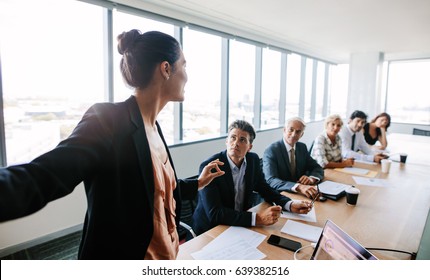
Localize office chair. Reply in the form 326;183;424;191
177;175;198;243
308;140;315;155
178;198;198;242
413;128;430;136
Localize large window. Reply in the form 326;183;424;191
386;59;430;124
182;28;222;141
0;0;104;165
261;48;281;129
315;61;326;121
303;58;314;121
228;40;256;126
0;0;336;166
285;53;301;120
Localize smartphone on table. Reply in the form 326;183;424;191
267;234;302;252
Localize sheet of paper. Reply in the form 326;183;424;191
281;206;317;223
281;220;323;242
191;239;266;260
353;159;377;165
352;176;390;188
336;167;370;175
334;167;378;178
202;226;266;252
318;180;349;195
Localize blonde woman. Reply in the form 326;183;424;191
311;114;354;168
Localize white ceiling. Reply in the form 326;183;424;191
119;0;430;63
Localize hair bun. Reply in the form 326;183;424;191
117;29;142;55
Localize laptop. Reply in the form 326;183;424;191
310;220;378;260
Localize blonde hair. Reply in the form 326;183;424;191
324;114;343;128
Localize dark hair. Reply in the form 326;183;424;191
117;29;181;89
349;110;368;121
228;120;256;144
371;112;391;130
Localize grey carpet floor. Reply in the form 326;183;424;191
1;231;82;260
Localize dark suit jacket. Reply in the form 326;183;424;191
192;150;291;235
263;140;324;192
0;96;197;259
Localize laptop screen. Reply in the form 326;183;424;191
310;220;377;260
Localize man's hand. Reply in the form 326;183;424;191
374;153;387;163
256;206;282;226
197;159;225;190
297;175;316;185
296;184;318;199
290;200;312;214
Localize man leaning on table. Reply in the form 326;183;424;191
339;110;387;164
263;117;324;199
192;120;312;236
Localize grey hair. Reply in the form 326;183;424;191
285;117;306;131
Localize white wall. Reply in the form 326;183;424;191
0;184;87;256
347;52;384;117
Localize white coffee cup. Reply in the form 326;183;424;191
381;159;392;173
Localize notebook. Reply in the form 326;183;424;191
318;180;349;200
310;220;378;260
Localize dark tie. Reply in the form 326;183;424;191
351;133;356;150
290;148;296;180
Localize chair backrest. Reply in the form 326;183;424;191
413;128;430;136
308;140;315;155
178;175;199;242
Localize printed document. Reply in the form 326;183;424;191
281;220;323;242
191;226;266;260
281;206;316;223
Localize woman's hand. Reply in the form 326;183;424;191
342;158;355;167
197;159;225;190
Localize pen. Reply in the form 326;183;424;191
272;202;284;214
311;184;320;206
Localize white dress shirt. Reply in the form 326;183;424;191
340;125;375;162
226;154;293;226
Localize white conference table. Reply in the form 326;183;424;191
385;133;430;166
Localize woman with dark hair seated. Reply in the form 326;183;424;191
363;112;391;150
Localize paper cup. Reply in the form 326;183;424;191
381;159;392;173
345;187;360;206
400;153;408;163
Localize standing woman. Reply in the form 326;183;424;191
311;114;355;168
363;112;391;150
0;30;224;259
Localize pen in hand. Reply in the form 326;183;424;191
272;202;284;214
310;184;320;206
